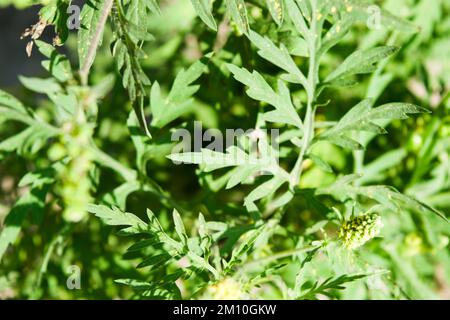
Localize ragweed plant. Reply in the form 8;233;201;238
0;0;449;300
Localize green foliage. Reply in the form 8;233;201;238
316;99;429;150
191;0;217;31
150;54;211;128
0;0;449;300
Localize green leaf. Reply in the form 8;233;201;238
324;46;399;84
144;0;161;15
102;181;141;210
168;144;278;173
87;204;148;232
1;121;57;157
35;40;73;82
227;64;303;129
266;0;284;26
173;209;188;244
19;76;61;95
169;147;249;170
137;252;172;269
190;0;217;31
126;0;155;42
226;219;279;271
298;273;376;299
114;278;155;290
126;21;155;42
115;276;182;299
0;90;27;114
226;165;262;189
78;0;106;69
37;0;69;43
319;16;354;59
110;1;153;136
287;36;309;57
169;141;288;210
0;90;58;152
317;99;429;150
285;0;308;39
127;112;152;172
0;128;40;155
248;30;308;89
145;210;184;252
226;0;249;35
0;187;48;261
150;54;211;128
19;167;56;189
349;1;419;33
244;176;286;210
187;252;219;278
308;153;333;173
317;175;447;221
315;1;417;59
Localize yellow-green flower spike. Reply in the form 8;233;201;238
205;278;244;300
49;121;94;223
339;213;383;250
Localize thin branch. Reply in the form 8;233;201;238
88;143;138;181
88;142;188;214
33;224;73;294
240;245;321;271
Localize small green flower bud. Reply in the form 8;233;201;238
339;213;383;250
48;143;67;161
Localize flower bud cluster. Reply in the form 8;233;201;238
339;213;383;250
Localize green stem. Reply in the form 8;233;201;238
89;142;137;181
142;176;187;214
89;141;187;213
290;1;318;188
33;224;72;294
241;245;320;271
